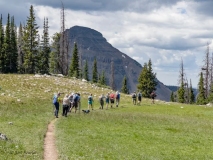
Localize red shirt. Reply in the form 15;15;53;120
110;93;115;99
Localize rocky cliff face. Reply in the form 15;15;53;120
66;26;171;101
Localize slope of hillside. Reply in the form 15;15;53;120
1;74;213;159
65;26;171;101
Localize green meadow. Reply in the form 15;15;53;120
0;74;213;160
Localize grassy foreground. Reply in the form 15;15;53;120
0;74;213;160
56;101;213;160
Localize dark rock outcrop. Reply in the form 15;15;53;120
66;26;171;101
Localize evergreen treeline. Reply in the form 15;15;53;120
0;6;50;74
0;5;158;97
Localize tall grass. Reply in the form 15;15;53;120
0;74;113;159
55;102;213;160
1;74;213;159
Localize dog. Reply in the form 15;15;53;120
82;110;90;114
0;133;8;140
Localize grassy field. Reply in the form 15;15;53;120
0;74;213;160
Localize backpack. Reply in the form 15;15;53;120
110;94;115;99
132;93;136;98
151;92;156;98
52;95;58;104
138;93;142;98
73;94;78;102
116;93;120;99
106;95;109;101
99;96;104;102
69;95;73;102
88;96;92;101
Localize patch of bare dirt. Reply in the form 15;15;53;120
44;119;58;160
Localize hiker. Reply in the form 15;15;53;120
52;92;61;118
132;91;137;105
105;92;110;109
137;91;142;105
68;92;74;112
99;94;105;109
88;93;93;110
115;91;120;107
110;92;115;108
150;91;157;104
72;93;79;113
62;94;70;117
77;93;81;111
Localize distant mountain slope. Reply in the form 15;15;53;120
66;26;171;101
166;86;179;92
166;85;198;97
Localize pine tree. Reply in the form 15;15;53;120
177;58;188;103
147;59;157;92
177;82;185;103
10;16;18;73
0;14;4;73
3;13;11;73
197;72;206;104
189;79;195;104
83;60;89;81
100;71;106;85
137;63;149;97
208;82;213;103
170;92;175;102
22;5;39;73
92;57;98;83
38;18;50;74
121;76;128;94
98;73;101;84
49;32;60;74
137;59;157;98
17;23;24;73
68;42;79;78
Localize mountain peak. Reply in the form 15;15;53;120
66;26;171;101
69;25;104;38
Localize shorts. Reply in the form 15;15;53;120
73;101;78;108
110;99;114;104
106;99;109;103
88;101;92;105
138;97;141;101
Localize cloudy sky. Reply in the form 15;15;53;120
1;0;213;88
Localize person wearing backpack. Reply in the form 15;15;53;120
68;92;74;112
62;94;70;117
88;93;93;110
137;91;142;105
72;93;79;113
132;91;137;105
115;91;120;107
105;92;110;109
99;94;105;109
150;91;157;104
52;92;61;118
77;93;81;112
110;92;115;108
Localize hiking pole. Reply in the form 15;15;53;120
79;101;81;114
53;104;55;115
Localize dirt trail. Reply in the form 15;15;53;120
44;119;58;160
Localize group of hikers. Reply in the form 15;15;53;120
52;91;121;118
52;92;80;118
131;90;156;105
88;91;121;110
52;90;156;118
